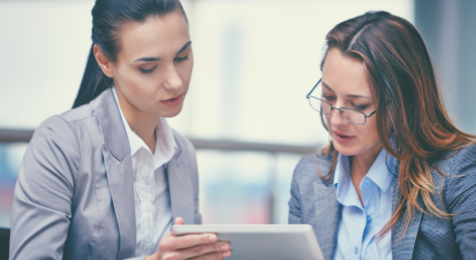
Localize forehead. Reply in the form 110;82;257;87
117;10;190;60
321;48;371;96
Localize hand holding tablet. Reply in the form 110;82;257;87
172;224;324;260
145;217;232;260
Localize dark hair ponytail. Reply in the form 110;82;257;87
72;0;187;108
73;45;113;108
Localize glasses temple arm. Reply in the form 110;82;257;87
306;78;322;98
366;110;377;118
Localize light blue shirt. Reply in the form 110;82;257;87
333;148;397;260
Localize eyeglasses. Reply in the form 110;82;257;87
306;78;376;125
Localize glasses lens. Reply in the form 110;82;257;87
309;97;332;114
340;108;366;124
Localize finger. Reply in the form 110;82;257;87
222;250;231;258
175;217;185;225
182;242;229;259
165;229;174;238
189;249;232;260
159;233;218;252
170;242;229;260
171;217;185;237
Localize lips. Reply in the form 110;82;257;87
333;130;355;143
161;93;185;107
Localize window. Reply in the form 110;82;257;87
0;0;414;227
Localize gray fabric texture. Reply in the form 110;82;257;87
289;146;476;260
9;88;202;260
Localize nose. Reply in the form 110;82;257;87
329;107;348;128
163;64;183;90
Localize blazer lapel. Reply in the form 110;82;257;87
167;150;195;224
90;88;136;259
313;181;341;260
391;179;423;260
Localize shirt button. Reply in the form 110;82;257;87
354;247;359;255
367;216;373;223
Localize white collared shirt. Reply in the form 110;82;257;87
112;87;177;257
333;148;397;260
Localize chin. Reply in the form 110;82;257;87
158;105;183;118
332;141;360;156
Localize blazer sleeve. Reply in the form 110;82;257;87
171;129;202;225
445;146;476;259
9;116;80;260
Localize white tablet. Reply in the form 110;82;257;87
172;224;324;260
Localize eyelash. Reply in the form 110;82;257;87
322;95;368;110
140;66;157;74
174;55;189;62
352;104;368;111
322;95;335;102
139;56;189;74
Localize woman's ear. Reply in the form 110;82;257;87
94;45;114;78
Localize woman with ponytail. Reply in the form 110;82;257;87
289;11;476;260
9;1;231;259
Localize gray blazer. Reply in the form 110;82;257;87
9;88;202;260
289;145;476;260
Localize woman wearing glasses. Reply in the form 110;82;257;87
289;11;476;260
9;0;231;259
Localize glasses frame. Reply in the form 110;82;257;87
306;78;376;125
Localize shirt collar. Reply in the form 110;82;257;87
153;116;177;169
333;153;354;206
112;86;178;169
365;148;397;192
333;147;397;204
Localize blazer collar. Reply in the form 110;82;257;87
89;89;197;256
90;88;130;162
391;167;424;260
314;181;341;260
167;147;195;224
313;153;342;260
90;88;136;258
316;153;424;260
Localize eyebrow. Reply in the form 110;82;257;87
134;41;192;62
176;41;192;55
135;57;161;62
322;81;371;99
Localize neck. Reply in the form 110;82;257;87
350;143;383;179
115;86;159;154
348;142;383;205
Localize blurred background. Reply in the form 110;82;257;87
0;0;475;228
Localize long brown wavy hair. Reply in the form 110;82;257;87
318;11;475;236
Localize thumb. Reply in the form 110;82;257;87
175;216;185;225
171;217;185;237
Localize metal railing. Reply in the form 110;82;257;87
0;128;320;154
0;128;321;223
0;129;34;143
